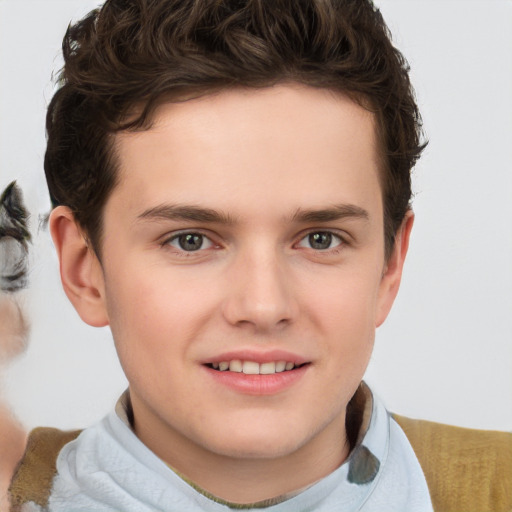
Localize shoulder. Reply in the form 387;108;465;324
392;414;512;512
8;427;82;512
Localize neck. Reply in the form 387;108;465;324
131;395;350;504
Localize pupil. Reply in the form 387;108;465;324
179;233;203;251
309;232;332;250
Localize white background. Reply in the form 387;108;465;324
0;0;511;432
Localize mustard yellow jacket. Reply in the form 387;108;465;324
9;416;512;512
393;415;512;512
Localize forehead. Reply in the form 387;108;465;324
111;85;381;221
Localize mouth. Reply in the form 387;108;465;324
202;351;311;394
205;360;309;375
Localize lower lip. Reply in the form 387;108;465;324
204;364;309;396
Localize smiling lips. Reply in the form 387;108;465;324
209;360;299;375
204;357;310;395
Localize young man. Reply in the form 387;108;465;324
8;0;511;511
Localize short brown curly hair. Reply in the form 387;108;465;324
45;0;426;259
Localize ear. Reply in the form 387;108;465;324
375;211;414;327
49;206;109;327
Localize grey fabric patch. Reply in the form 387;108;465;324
348;445;380;485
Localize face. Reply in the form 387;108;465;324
54;84;410;486
0;295;28;364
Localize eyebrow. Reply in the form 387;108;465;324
291;204;370;223
137;204;236;224
137;203;369;225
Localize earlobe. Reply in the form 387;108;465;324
375;211;414;327
49;206;109;327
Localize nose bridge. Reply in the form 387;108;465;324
222;240;296;331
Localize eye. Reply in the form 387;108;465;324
297;231;343;251
167;232;214;252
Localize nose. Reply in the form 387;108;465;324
221;247;298;333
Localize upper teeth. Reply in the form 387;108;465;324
212;360;296;374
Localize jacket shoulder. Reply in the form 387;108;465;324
393;414;512;512
8;427;82;511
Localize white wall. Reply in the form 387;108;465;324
365;0;512;431
0;0;510;432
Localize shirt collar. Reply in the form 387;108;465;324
114;382;379;509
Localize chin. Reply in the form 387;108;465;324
213;435;303;460
202;417;313;461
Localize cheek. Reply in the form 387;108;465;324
307;267;380;327
104;266;218;360
304;268;380;361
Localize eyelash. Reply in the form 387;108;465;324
295;231;345;252
160;229;347;255
161;231;217;256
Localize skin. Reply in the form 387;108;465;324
0;403;26;511
0;294;28;363
0;295;29;509
50;84;413;503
